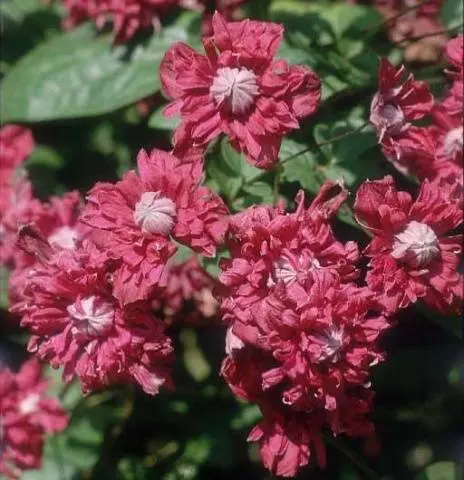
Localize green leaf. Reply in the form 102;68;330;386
0;266;10;310
440;0;464;30
417;462;461;480
280;138;322;193
1;23;191;122
148;105;180;131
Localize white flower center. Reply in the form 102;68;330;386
392;220;439;267
313;325;344;363
267;258;297;287
443;126;463;158
48;226;79;250
210;67;259;115
134;191;176;235
67;295;115;337
19;393;41;415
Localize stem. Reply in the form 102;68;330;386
362;0;434;37
243;121;370;187
273;165;281;204
324;433;382;480
394;25;464;46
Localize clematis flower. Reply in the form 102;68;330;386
160;13;321;168
370;57;433;144
180;0;248;35
81;148;228;305
2;190;87;303
354;176;463;314
0;125;34;176
219;182;359;328
152;254;219;325
220;274;388;477
0;358;68;480
11;235;174;395
61;0;179;43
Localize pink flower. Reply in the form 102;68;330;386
354;176;463;314
219;182;359;328
0;125;34;175
445;34;463;80
0;358;67;479
152;254;219;325
160;13;321;168
3;191;87;303
81;148;228;305
61;0;178;43
370;58;433;143
180;0;248;36
221;274;388;476
10;237;174;395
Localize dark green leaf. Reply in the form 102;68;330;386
440;0;464;29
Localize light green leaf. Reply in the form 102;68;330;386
1;23;191;122
148;105;180;131
417;461;461;480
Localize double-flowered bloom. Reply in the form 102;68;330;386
218;183;389;476
161;13;321;168
0;359;68;479
81;148;228;305
11;237;174;396
354;175;463;313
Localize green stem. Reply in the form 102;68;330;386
324;433;382;480
243;121;370;188
362;0;434;38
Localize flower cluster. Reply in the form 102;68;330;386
0;358;68;479
61;0;248;43
4;8;463;477
219;184;389;476
161;12;321;168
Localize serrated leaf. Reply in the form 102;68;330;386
1;23;191;122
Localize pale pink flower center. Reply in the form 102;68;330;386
67;295;115;337
134;191;176;235
314;326;345;363
380;103;405;135
19;393;41;415
443;126;463;158
48;226;79;250
392;220;439;267
210;67;259;114
267;257;320;287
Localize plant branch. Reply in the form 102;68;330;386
324;433;382;480
393;24;463;46
362;0;434;37
243;121;370;187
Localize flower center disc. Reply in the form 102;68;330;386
392;220;439;267
210;67;259;115
67;295;115;337
134;191;177;235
